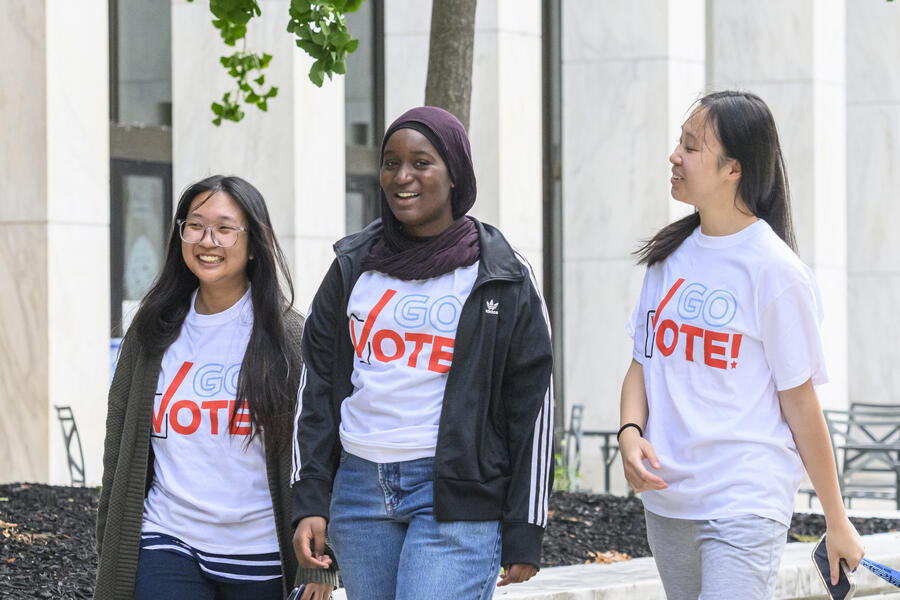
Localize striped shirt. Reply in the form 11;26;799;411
140;532;282;582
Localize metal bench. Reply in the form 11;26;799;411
54;405;85;487
563;403;620;493
804;403;900;508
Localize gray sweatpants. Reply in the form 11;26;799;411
644;509;789;600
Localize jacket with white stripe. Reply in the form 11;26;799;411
291;217;554;568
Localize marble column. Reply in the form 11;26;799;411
383;0;544;275
0;0;110;484
846;3;900;404
171;0;345;308
383;0;431;121
561;0;705;491
708;0;848;409
469;2;543;271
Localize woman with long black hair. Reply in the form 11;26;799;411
291;106;554;599
94;175;337;600
620;91;864;599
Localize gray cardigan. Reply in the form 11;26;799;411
94;309;339;599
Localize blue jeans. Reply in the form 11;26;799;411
133;546;283;600
328;452;502;600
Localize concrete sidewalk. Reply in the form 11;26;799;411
492;532;900;600
331;532;900;599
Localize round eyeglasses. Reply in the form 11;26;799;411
177;219;248;248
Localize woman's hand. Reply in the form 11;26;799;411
292;516;333;569
300;582;334;600
497;563;538;586
618;360;663;494
776;381;864;584
619;428;667;493
825;517;865;585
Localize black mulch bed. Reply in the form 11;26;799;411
543;492;900;567
2;485;900;598
0;484;98;599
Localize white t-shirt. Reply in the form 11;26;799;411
627;220;827;526
339;263;479;463
142;288;278;554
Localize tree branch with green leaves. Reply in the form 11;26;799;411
288;0;361;87
187;0;363;125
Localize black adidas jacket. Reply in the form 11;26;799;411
291;218;554;568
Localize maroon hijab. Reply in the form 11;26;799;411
360;106;480;280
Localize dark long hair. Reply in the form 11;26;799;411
636;90;796;266
127;175;297;438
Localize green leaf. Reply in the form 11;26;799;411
345;38;359;53
227;8;252;25
297;39;328;59
211;102;224;116
333;59;346;75
329;31;351;49
260;53;273;68
267;86;279;98
246;92;259;103
213;116;222;126
254;74;265;85
259;100;268;112
309;65;325;87
223;22;247;45
209;0;227;18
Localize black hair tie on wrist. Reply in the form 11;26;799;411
617;423;643;442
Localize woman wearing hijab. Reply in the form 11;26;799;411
289;106;554;599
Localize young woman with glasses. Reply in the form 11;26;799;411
94;175;337;600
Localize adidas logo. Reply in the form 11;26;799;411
485;299;499;315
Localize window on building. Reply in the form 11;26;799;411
109;0;173;337
344;1;384;234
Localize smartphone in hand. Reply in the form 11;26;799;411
287;585;306;600
812;534;856;600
